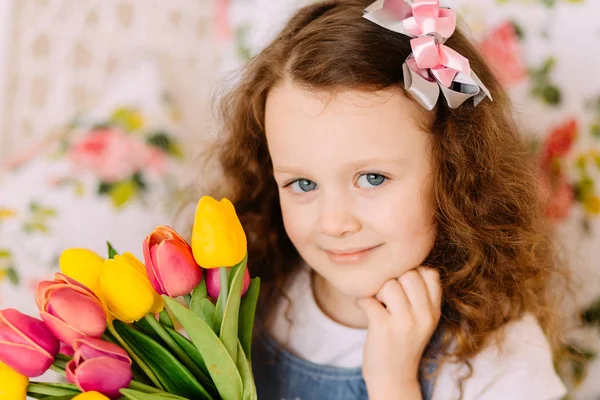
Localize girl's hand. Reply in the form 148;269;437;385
357;267;442;400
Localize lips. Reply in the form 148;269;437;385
324;245;381;263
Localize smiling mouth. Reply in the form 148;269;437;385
324;245;382;263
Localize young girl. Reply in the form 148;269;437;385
200;0;569;398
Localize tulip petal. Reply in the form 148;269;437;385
221;198;247;261
59;249;105;295
0;309;59;358
143;237;165;295
66;359;77;384
74;357;132;398
0;361;28;399
45;287;106;338
56;273;99;298
205;266;250;299
146;225;185;248
35;280;54;310
154;240;202;297
74;337;130;364
150;293;165;314
39;311;87;347
0;341;54;377
204;268;221;299
73;392;110;400
60;343;75;357
101;258;156;323
192;197;247;268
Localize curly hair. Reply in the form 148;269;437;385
193;0;569;389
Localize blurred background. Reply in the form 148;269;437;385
0;0;598;398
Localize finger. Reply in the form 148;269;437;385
375;279;411;319
398;269;431;314
356;297;389;327
417;267;442;312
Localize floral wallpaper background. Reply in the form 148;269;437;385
1;0;600;398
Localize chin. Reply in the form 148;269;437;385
329;273;386;299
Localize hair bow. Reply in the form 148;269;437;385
363;0;492;110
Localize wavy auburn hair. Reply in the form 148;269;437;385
197;0;568;381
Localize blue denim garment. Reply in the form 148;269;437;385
252;331;437;400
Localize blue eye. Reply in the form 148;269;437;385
290;179;318;193
357;173;387;188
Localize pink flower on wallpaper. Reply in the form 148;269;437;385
69;129;151;183
540;119;578;166
540;172;574;222
479;22;527;87
215;0;232;41
145;148;167;177
537;119;579;223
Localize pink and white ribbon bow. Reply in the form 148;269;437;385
363;0;492;110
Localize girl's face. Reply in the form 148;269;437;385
265;80;437;299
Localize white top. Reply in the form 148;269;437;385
269;267;568;400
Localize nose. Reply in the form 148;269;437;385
318;191;361;238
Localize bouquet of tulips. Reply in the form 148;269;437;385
0;197;260;400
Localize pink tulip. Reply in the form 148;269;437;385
66;337;132;399
0;308;60;377
205;267;250;300
36;273;106;347
143;226;203;297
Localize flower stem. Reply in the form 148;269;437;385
107;321;164;390
143;314;211;387
220;267;228;316
129;380;170;394
102;333;117;344
50;364;65;375
27;382;79;396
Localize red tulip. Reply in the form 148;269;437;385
205;267;250;300
66;337;132;399
36;273;106;347
0;308;59;377
143;226;203;297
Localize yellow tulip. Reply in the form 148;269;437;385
191;196;247;269
0;361;28;400
73;391;110;400
59;248;105;295
100;253;163;323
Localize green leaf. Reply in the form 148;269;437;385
134;318;162;341
237;341;258;400
164;325;217;395
163;296;243;400
146;131;183;159
6;266;20;285
98;181;115;195
132;172;148;191
239;277;260;361
147;131;173;153
107;241;118;259
213;268;236;333
159;309;174;328
220;254;249;363
591;122;600;139
120;388;189;400
193;278;208;300
542;85;562;106
191;279;215;330
192;298;216;332
113;320;213;399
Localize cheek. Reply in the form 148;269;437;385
279;197;313;246
374;182;435;237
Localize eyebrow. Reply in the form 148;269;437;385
273;158;408;175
